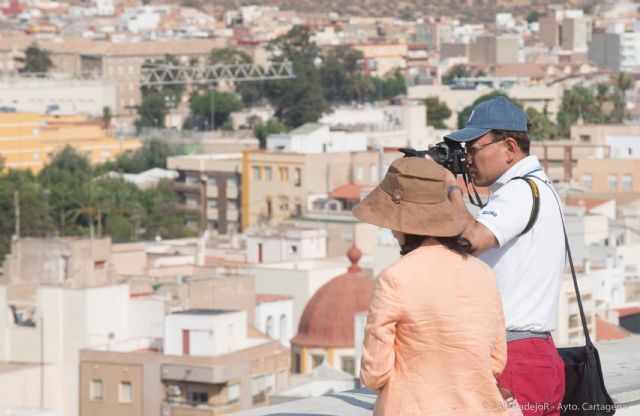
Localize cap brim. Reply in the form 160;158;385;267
444;127;491;143
352;185;464;237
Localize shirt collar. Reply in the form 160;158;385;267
489;155;541;192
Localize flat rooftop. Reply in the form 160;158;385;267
171;309;238;315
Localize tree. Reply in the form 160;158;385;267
106;138;185;173
424;97;452;129
369;69;407;102
320;46;365;103
136;92;169;130
38;147;93;235
556;87;604;136
254;118;290;148
141;180;195;239
263;26;331;127
458;91;523;129
526;107;560;141
20;43;54;74
526;11;540;23
442;64;470;85
102;106;112;128
186;90;243;131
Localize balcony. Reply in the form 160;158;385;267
174;181;203;194
231;337;640;416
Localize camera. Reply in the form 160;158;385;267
399;140;468;175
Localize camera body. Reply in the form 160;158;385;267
399;140;468;175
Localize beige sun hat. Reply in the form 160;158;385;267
352;157;465;237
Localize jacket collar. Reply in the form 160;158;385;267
489;155;541;193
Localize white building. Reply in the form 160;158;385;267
319;102;432;150
255;295;294;347
0;78;116;117
163;309;266;356
0;284;164;416
92;0;114;16
246;257;350;332
245;225;327;264
267;123;368;154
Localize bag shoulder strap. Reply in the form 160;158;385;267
509;176;540;236
536;179;594;347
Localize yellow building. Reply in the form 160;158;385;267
0;113;141;172
353;42;408;77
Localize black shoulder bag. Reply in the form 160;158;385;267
513;175;616;416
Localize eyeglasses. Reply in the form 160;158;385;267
465;138;506;158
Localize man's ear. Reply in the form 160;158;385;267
504;137;519;163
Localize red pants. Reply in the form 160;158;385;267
496;336;565;416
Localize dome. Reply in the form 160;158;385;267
291;246;374;348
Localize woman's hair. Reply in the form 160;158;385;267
399;234;473;257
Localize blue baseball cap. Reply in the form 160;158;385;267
445;96;528;142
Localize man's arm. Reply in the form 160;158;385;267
447;187;498;255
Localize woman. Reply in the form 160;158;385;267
354;157;509;415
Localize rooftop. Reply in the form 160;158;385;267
231;337;640;416
171;309;236;315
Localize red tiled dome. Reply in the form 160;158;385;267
291;246;374;348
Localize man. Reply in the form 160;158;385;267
444;96;565;416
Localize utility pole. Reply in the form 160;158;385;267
14;190;20;238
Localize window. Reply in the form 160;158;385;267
279;167;289;181
90;379;103;401
370;164;378;181
290;245;298;254
227;384;240;404
608;174;617;190
356;166;364;181
279;314;288;344
186;196;198;207
623;174;633;190
251;375;266;404
582;173;592;190
252;167;261;180
227;176;239;187
265;373;276;394
295;201;302;217
294;168;302;186
311;354;324;368
119;381;132;404
187;390;209;405
208;198;218;209
579;135;590;143
207;176;218;186
279;196;289;211
293;351;301;373
266;315;274;337
264;167;272;181
185;174;199;184
341;356;356;375
94;261;106;270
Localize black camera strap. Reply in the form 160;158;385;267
461;172;487;208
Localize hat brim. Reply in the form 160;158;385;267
352;185;464;237
444;127;491;143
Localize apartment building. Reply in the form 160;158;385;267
469;34;520;65
0;113;140;172
79;309;289;416
353;42;408;77
167;153;243;235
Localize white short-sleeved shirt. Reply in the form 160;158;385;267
477;156;565;332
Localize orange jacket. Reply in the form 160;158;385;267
360;241;508;415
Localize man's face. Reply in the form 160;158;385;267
465;132;511;187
